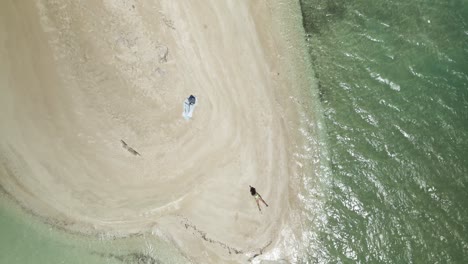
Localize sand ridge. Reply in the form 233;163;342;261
0;0;308;262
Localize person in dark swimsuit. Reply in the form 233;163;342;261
249;185;268;211
188;95;196;105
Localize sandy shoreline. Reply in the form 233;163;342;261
0;0;313;262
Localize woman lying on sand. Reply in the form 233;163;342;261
249;185;269;211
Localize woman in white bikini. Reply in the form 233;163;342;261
249;185;268;211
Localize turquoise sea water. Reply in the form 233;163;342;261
0;197;189;264
300;0;468;262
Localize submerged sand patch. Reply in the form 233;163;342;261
0;0;310;262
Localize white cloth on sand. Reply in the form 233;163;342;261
182;97;197;120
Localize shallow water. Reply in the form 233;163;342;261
300;0;468;262
0;197;189;264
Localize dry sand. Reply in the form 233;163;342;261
0;0;310;262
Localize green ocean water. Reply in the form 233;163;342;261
299;0;468;263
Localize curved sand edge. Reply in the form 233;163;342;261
0;0;311;262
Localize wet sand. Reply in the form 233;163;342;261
0;0;309;262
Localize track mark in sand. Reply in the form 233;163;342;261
92;251;161;264
156;45;169;63
121;140;141;156
180;217;243;255
159;13;175;30
163;16;175;30
247;240;273;262
179;216;272;260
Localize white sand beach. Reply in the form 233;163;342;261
0;0;311;262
